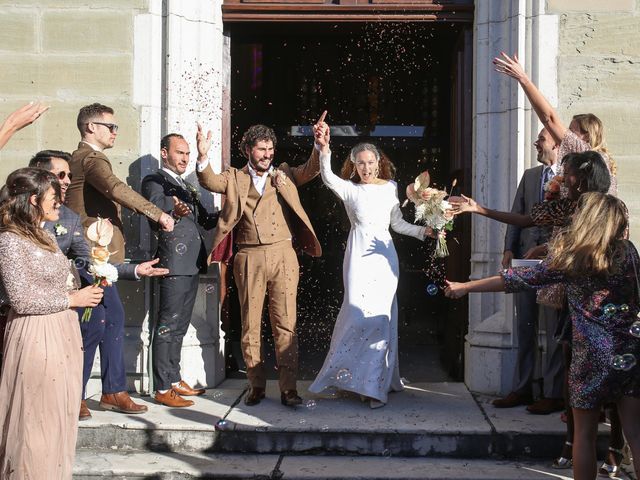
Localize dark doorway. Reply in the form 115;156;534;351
225;21;471;383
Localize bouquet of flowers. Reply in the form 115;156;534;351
405;171;454;258
544;175;564;201
81;218;118;322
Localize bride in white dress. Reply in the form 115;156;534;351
309;141;434;408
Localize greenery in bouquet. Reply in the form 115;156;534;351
405;171;454;258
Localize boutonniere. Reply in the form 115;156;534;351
185;182;200;202
54;223;68;236
269;169;287;188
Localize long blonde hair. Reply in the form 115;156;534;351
547;192;628;278
571;113;616;175
0;168;61;253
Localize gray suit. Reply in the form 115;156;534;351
504;165;563;399
141;169;219;390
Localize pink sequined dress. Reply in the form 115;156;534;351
0;232;82;479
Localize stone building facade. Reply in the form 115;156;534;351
0;0;638;395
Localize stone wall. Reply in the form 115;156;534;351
549;0;640;239
0;0;150;179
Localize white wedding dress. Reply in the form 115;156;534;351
309;152;425;403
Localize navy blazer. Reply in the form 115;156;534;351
141;169;218;276
44;205;137;280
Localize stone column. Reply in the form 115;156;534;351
465;0;558;395
87;0;227;396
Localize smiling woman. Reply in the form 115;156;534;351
0;167;103;479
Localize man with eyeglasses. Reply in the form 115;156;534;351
29;150;170;420
66;103;176;414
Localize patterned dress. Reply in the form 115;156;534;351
502;241;640;409
0;232;83;479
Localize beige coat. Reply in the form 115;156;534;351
197;149;322;258
66;142;163;264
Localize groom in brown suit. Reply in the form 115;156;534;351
196;114;328;406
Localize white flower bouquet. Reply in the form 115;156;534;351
405;171;455;258
81;218;118;322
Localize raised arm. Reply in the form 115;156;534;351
195;122;229;194
289;111;328;186
0;102;49;150
319;150;353;202
449;195;534;228
493;52;567;145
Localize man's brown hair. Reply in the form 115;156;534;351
77;103;114;133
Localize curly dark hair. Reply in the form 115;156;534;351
77;103;114;133
239;125;277;159
340;143;396;183
562;150;611;196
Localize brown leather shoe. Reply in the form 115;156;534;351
173;380;205;396
244;387;266;406
526;397;565;415
492;391;533;408
281;390;302;407
154;389;194;408
79;400;91;421
99;391;148;414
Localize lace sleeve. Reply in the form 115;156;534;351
530;199;576;227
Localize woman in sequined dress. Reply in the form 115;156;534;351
0;168;103;479
445;192;640;480
493;52;617;196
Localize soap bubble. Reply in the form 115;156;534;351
304;399;317;410
629;321;640;338
426;284;438;296
336;368;352;384
382;449;392;457
176;243;187;255
321;425;329;432
603;303;617;316
612;353;637;371
215;419;230;431
620;304;630;313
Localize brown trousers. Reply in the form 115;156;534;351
233;240;299;392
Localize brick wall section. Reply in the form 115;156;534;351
548;0;640;240
0;1;148;179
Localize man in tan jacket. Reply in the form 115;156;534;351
196;114;328;407
66;103;174;414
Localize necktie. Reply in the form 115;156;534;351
540;167;553;202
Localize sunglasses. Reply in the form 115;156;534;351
57;171;73;181
91;121;119;134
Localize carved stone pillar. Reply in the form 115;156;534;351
465;0;558;395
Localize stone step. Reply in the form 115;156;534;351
73;451;597;479
77;380;610;459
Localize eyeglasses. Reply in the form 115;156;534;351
91;121;119;133
57;171;73;181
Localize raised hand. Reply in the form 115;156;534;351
493;52;529;83
312;110;330;151
0;102;50;150
196;122;213;161
134;258;170;278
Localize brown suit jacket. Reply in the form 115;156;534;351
197;148;322;258
66;142;163;264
